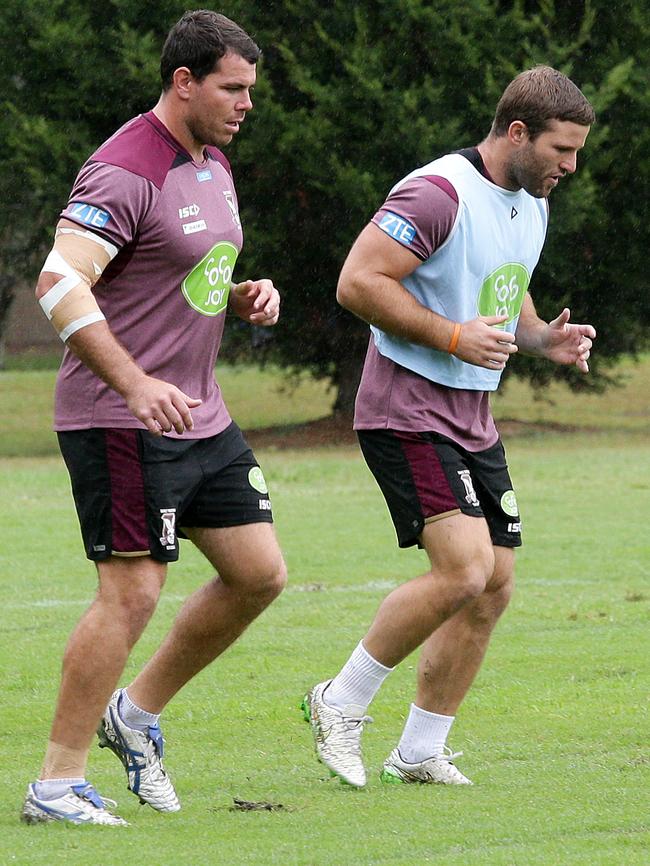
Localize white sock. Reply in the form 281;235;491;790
119;688;160;732
397;703;455;762
34;777;85;799
324;641;394;715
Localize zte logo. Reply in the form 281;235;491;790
69;202;111;228
179;204;200;219
378;212;416;245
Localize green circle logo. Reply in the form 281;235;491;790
181;242;238;316
248;467;268;494
477;263;530;327
500;490;519;517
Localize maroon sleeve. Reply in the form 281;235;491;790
61;161;156;249
371;175;459;261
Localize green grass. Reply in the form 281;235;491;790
492;356;650;432
1;361;648;864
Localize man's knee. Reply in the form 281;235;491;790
97;557;165;635
488;547;516;605
470;552;516;626
448;542;496;603
485;571;515;617
422;513;496;605
250;556;288;603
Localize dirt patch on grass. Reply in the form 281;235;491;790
243;414;357;449
243;414;587;450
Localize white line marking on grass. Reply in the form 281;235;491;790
6;594;191;610
7;582;400;610
289;580;398;593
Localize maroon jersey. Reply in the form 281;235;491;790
55;111;243;437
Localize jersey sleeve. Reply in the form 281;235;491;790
371;175;460;261
61;161;156;249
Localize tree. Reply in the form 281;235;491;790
229;0;650;408
0;0;167;363
1;0;649;406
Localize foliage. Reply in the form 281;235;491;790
0;0;171;361
228;0;650;405
1;0;649;403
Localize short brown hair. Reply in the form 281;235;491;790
491;66;595;139
160;9;260;90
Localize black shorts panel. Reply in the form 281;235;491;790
357;429;521;549
58;422;273;563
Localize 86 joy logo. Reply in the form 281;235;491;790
477;262;530;326
181;241;239;316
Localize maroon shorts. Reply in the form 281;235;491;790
357;429;521;549
57;422;273;562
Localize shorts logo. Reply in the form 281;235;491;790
196;169;213;183
378;212;416;245
477;263;530;327
69;202;112;229
507;521;521;533
248;467;268;494
501;490;519;517
159;508;177;550
258;499;272;511
457;470;480;507
181;241;239;316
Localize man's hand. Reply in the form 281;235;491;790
230;279;280;326
125;375;202;435
453;315;518;370
540;308;596;372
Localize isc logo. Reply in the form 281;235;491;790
178;204;200;219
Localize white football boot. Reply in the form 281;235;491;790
21;781;128;826
97;690;180;812
380;746;473;785
302;680;372;788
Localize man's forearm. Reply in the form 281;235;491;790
66;320;147;397
515;293;547;355
338;270;457;352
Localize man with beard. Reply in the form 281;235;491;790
304;66;596;788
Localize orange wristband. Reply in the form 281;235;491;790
447;322;462;355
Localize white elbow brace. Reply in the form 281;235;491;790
38;227;118;341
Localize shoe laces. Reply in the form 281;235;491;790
333;713;373;756
344;713;373;729
438;745;463;764
142;736;168;778
147;724;164;759
71;783;118;811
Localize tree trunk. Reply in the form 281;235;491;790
0;273;15;370
332;343;365;416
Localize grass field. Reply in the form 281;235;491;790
0;359;648;865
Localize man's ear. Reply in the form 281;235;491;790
172;66;194;101
507;120;529;145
